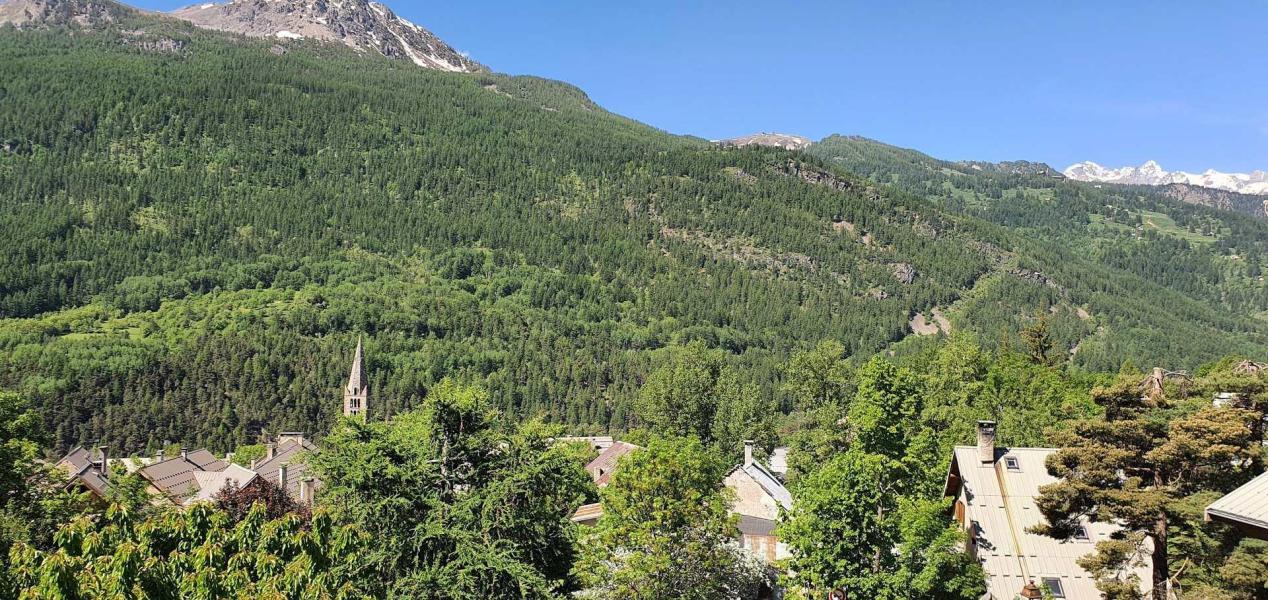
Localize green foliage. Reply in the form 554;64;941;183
778;448;902;597
782;340;852;412
309;379;590;598
1032;370;1263;598
573;436;764;600
231;443;266;467
807;135;1268;372
0;391;88;596
634;342;772;455
9;503;367;599
6;17;1268;459
0;392;42;503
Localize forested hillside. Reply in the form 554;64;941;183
4;9;1268;455
808;136;1268;351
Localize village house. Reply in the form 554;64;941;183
724;440;793;563
251;431;321;504
944;421;1153;600
1206;470;1268;540
56;446;121;500
555;436;615;453
585;440;640;487
571;438;794;567
57;341;370;507
570;440;641;526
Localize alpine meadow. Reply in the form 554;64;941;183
1;1;1267;599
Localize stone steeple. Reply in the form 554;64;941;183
343;338;368;419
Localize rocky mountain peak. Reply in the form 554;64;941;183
0;0;132;28
170;0;482;72
716;132;814;151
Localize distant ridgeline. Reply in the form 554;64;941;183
4;5;1268;454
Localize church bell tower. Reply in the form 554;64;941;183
343;338;368;419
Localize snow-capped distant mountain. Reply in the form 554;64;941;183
1064;160;1268;195
171;0;483;73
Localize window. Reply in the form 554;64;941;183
1042;577;1066;598
1004;456;1021;471
1074;526;1090;541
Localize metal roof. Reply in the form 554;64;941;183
731;461;793;512
947;446;1152;600
737;514;776;537
139;450;227;500
1207;470;1268;532
768;447;789;476
57;447;112;498
253;438;320;499
188;464;259;504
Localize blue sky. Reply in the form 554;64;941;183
135;0;1268;173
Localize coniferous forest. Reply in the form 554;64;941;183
1;4;1267;599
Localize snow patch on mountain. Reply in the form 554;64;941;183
1064;160;1268;195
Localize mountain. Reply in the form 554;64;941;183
0;0;134;27
716;132;813;150
1064;160;1268;195
170;0;481;72
5;5;1268;453
956;159;1061;178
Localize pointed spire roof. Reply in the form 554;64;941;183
346;337;365;393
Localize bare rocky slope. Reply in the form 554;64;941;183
170;0;482;72
0;0;133;27
716;132;813;150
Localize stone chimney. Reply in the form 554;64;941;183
743;440;754;467
1020;580;1042;599
225;452;235;464
266;442;277;461
976;420;996;463
299;477;313;505
278;464;289;492
97;445;109;478
180;447;189;461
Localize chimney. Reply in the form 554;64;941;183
225;452;235;464
1020;581;1042;599
97;445;109;478
180;447;189;461
266;443;277;461
154;448;163;463
976;420;996;463
743;440;754;467
299;477;313;505
278;464;289;492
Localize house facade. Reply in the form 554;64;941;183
944;421;1152;599
723;441;793;563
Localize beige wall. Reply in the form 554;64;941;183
724;468;781;520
